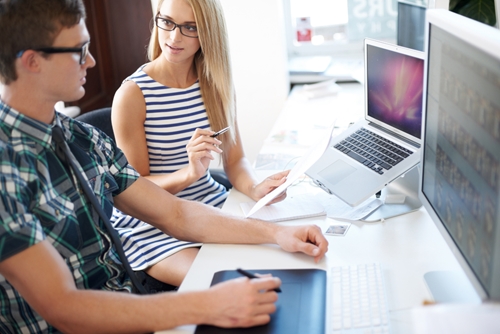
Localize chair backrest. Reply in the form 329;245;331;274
75;107;115;141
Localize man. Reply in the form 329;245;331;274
0;0;328;333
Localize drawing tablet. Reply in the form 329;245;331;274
194;269;326;334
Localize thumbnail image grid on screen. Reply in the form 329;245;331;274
421;23;500;298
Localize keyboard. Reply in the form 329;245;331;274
330;263;391;333
334;128;413;175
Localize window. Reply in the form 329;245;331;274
284;0;399;57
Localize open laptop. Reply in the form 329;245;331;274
306;39;424;207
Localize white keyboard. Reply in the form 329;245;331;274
330;263;390;334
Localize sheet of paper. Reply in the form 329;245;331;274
240;194;326;222
245;121;336;218
314;192;383;221
412;303;500;334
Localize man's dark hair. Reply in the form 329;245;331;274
0;0;86;84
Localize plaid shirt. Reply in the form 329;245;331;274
0;101;140;333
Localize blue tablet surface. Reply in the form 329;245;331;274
194;268;326;334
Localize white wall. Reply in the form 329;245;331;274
218;0;290;165
151;0;290;165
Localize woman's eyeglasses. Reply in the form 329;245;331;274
155;15;198;38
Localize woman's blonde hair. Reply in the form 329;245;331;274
148;0;235;145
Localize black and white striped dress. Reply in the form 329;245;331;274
111;65;229;271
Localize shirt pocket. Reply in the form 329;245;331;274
87;172;118;218
34;195;83;251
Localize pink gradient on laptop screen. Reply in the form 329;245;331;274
367;45;424;139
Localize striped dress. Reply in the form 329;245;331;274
110;65;229;271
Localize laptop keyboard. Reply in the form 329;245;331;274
334;128;413;175
330;263;391;334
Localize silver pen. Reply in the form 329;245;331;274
210;126;231;138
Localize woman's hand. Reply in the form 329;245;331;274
250;170;290;203
185;129;223;182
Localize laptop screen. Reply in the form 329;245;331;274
366;42;425;140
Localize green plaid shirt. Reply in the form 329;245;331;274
0;101;140;333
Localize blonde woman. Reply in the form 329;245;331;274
110;0;289;287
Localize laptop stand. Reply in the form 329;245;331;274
361;165;422;222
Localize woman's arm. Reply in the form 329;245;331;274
222;120;288;202
111;82;222;194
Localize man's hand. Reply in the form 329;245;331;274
274;225;328;263
201;276;281;328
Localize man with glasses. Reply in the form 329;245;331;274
0;0;328;333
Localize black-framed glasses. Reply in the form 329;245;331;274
155;14;198;38
17;41;90;65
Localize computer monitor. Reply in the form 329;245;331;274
496;0;500;28
397;0;450;52
397;1;427;51
420;9;500;302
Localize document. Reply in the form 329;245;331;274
240;194;326;222
245;121;336;218
412;303;500;334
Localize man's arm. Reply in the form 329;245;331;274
113;177;328;262
0;240;283;333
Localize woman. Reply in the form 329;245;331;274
110;0;289;287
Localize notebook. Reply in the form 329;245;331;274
306;39;425;207
194;269;326;334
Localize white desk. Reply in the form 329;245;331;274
158;179;470;334
157;83;476;334
254;82;365;171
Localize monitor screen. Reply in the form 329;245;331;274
397;1;426;51
420;9;500;301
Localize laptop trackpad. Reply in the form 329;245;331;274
318;160;356;186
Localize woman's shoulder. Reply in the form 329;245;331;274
124;63;153;84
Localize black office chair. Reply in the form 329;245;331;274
75;107;116;141
75;107;232;190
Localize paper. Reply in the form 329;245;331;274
412;303;500;334
240;194;326;222
325;223;351;236
245;121;336;218
315;193;383;221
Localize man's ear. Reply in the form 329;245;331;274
18;50;42;74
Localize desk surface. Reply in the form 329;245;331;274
158;178;472;334
157;83;476;334
255;83;365;171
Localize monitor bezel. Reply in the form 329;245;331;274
419;9;500;301
496;0;500;28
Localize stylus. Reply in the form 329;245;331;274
210;126;231;138
236;268;282;293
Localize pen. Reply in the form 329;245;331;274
210;126;231;138
236;268;282;293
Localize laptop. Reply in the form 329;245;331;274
306;39;425;207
